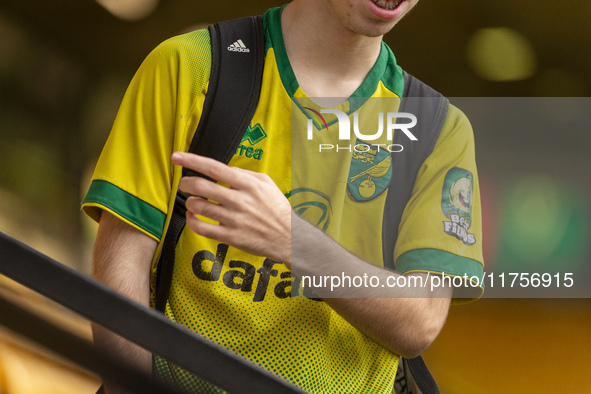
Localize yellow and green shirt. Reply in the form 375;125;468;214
83;6;484;394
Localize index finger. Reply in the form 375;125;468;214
171;152;247;188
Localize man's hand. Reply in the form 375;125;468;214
172;151;452;358
171;152;292;264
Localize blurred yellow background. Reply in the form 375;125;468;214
0;0;589;393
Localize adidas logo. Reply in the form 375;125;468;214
227;39;250;53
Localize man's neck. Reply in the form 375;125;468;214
282;1;383;99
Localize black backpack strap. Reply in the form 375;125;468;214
406;356;441;394
382;71;449;271
186;16;266;174
155;15;265;312
383;72;448;394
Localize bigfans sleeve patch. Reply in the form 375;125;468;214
441;167;476;245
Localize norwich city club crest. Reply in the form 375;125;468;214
441;167;476;245
347;139;393;202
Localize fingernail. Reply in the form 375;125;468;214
172;152;184;161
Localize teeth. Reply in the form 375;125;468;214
372;0;403;10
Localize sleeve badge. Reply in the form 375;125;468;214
441;167;476;245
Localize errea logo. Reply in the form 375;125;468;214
236;124;266;160
227;39;250;53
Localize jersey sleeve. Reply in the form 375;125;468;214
82;30;212;241
393;104;485;301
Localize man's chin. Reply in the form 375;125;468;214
348;20;398;39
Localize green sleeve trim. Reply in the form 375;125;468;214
82;180;166;240
396;249;485;299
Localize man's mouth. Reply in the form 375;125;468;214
370;0;404;11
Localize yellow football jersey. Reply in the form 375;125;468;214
83;6;484;393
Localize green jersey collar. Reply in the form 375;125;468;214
263;6;404;99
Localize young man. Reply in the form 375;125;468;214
83;0;484;393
